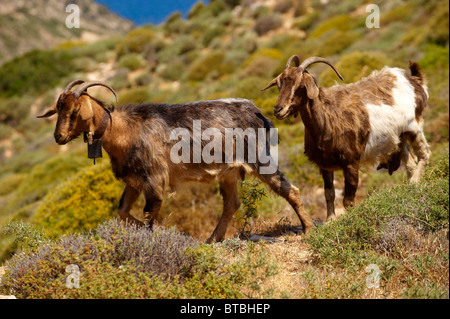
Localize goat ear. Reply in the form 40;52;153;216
36;103;57;118
78;95;94;121
303;73;319;99
261;76;278;91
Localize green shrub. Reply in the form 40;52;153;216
202;25;226;47
241;48;282;78
6;154;88;211
0;220;198;298
188;1;207;19
419;44;449;71
314;31;360;57
115;28;155;57
253;14;282;36
166;11;182;24
157;59;184;81
292;11;320;31
118;87;151;104
117;53;146;71
0;49;74;97
108;68;131;91
425;149;449;181
68;38;119;59
242;48;283;68
208;0;228;17
223;50;249;70
382;4;415;25
0;173;26;196
240;56;280;78
307;153;449;267
238;180;267;234
229;30;258;54
177;35;198;54
93;50;115;63
134;73;152;87
0;219;276;299
72;56;97;72
252;5;270;19
426;1;449;45
231;76;269;100
274;1;293;13
1;220;49;252
239;48;283;79
32;162;123;238
156;35;197;64
0;123;13;140
0;96;32;128
217;11;233;26
309;15;351;38
186;51;230;81
164;12;195;34
319;51;393;87
293;1;307;17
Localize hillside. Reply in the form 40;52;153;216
0;0;134;64
0;0;448;299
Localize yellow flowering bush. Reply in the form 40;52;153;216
33;163;123;238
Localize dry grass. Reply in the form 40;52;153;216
213;210;448;299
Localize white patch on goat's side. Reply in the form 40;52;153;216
361;68;420;164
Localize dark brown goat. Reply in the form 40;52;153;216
263;56;431;221
37;80;313;242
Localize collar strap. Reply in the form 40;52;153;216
93;109;111;140
84;109;111;144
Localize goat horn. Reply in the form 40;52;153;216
285;55;300;69
299;57;344;81
64;80;85;94
74;81;118;104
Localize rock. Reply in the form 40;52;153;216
248;234;284;243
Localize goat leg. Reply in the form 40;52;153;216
257;170;313;234
118;185;143;226
409;131;431;183
206;177;240;243
342;164;359;209
321;169;336;222
143;190;163;228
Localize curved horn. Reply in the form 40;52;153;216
285;55;300;69
299;57;344;81
64;79;85;94
74;81;118;104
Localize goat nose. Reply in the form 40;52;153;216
274;106;282;115
54;133;62;142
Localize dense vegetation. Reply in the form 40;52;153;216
1;154;447;298
0;0;448;298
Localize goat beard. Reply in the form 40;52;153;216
275;106;298;120
288;106;300;119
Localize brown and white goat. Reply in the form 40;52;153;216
37;80;313;242
263;56;431;222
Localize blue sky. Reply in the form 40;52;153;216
95;0;204;25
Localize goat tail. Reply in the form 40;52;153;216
409;61;425;85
